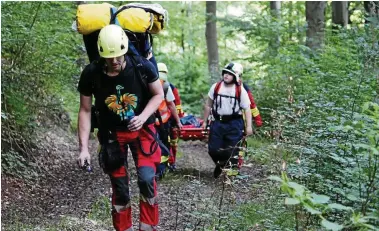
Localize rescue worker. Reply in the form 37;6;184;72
236;63;263;128
155;64;183;179
233;63;263;170
202;62;253;178
77;25;163;231
157;63;184;171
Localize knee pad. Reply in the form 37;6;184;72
137;166;155;198
110;176;130;206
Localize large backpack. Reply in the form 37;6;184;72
74;3;167;129
212;81;242;116
74;3;167;65
75;3;169;154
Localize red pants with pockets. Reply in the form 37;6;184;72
109;124;161;231
168;127;179;165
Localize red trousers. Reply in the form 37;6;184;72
109;124;161;231
168;127;179;165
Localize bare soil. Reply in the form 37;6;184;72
1;125;268;231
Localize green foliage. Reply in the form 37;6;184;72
224;198;296;231
1;1;379;230
155;2;210;115
1;2;82;176
219;2;379;229
1;150;39;180
270;172;379;230
87;195;112;225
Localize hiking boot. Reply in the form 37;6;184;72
213;164;222;178
168;164;176;172
156;162;167;181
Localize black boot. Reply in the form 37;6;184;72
213;164;222;178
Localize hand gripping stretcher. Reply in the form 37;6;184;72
174;115;209;141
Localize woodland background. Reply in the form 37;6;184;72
1;1;379;231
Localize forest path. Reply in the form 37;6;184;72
2;126;268;231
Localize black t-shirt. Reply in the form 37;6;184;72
77;56;158;130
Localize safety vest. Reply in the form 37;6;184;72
155;80;171;125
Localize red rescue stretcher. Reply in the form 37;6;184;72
173;115;209;141
177;127;209;141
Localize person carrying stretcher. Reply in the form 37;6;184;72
202;62;254;178
155;63;183;179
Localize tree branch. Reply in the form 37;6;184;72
12;2;42;67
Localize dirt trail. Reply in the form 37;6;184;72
1;128;267;231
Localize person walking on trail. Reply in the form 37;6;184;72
155;63;183;179
157;62;184;171
202;62;253;178
234;63;263;169
77;24;163;231
237;63;263;128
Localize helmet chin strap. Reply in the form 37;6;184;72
223;79;236;85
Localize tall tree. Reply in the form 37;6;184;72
270;2;281;18
364;1;379;24
269;1;281;54
205;1;219;83
332;1;348;29
305;1;327;50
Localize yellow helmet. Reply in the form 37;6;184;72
97;25;128;58
157;62;168;81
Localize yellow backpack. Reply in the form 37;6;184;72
75;3;167;35
76;3;114;35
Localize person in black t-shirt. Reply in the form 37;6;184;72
77;25;163;231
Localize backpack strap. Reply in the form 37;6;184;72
128;55;170;155
235;84;241;103
213;81;223;100
91;59;104;95
90;59;120;143
129;55;149;89
232;84;242;114
212;81;223;116
139;124;170;156
212;81;243;116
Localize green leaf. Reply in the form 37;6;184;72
346;194;359;201
268;175;283;182
321;219;344;231
311;193;330;204
328;203;352;211
285;198;300;205
366;17;379;23
288;182;305;195
303;203;322;215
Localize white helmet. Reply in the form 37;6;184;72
97;24;128;58
222;62;243;83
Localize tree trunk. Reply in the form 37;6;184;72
269;1;281;55
364;1;379;24
288;1;293;41
305;1;326;50
205;1;219;83
181;8;185;53
270;1;281;18
332;1;348;29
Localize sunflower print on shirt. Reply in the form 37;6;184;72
105;85;138;121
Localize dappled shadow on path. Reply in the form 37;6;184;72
2;129;267;231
